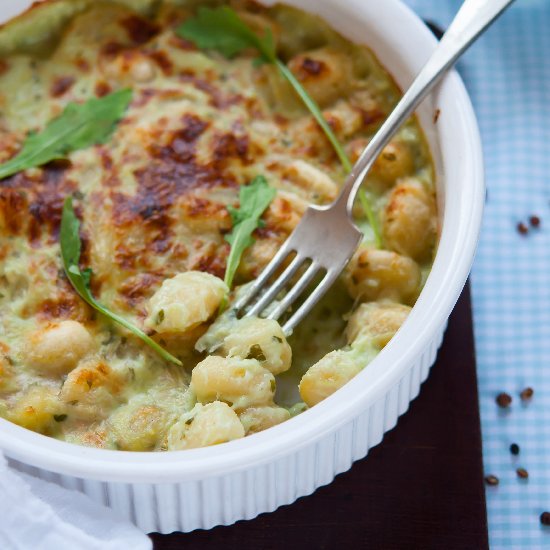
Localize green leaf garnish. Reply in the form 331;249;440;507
224;176;276;290
178;7;380;247
179;6;276;61
274;59;352;172
358;189;382;249
0;89;133;180
60;197;182;367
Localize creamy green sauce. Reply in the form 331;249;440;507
277;281;352;405
0;0;437;450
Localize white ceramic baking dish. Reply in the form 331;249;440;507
0;0;484;534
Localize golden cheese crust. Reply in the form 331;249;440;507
0;0;437;451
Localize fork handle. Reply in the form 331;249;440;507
334;0;515;214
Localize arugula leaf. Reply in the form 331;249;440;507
274;60;352;172
60;197;182;367
0;89;132;180
224;176;276;289
178;6;276;61
358;188;382;249
178;9;350;164
179;7;380;247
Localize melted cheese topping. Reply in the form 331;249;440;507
0;0;436;451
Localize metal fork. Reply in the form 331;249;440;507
234;0;514;335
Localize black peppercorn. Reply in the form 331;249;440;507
530;215;541;228
517;222;529;235
496;392;512;408
516;468;529;479
520;387;534;401
510;443;520;456
484;475;499;486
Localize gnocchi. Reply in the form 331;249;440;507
167;402;245;451
8;386;66;433
287;47;353;107
108;403;166;451
382;178;437;261
239;406;290;435
59;359;124;420
283;159;339;202
146;271;228;334
191;356;276;410
25;321;94;376
221;317;292;375
370;141;415;186
299;351;362;407
346;302;411;348
344;246;421;304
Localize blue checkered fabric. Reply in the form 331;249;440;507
403;0;550;547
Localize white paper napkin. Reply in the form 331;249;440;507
0;454;152;550
0;0;152;544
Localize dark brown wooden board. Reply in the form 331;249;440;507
151;284;488;550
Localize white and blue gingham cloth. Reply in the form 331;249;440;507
405;0;550;547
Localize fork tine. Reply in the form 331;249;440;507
282;269;340;335
265;262;320;322
233;240;294;312
245;253;305;318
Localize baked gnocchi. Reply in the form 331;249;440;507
25;321;94;375
0;0;436;451
191;355;276;411
167;402;245;451
145;272;228;334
